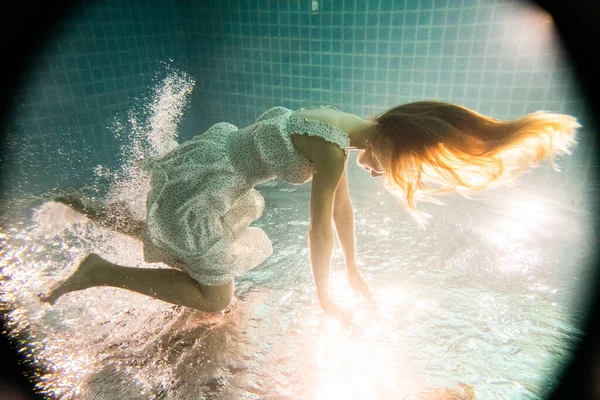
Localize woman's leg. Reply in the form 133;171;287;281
40;254;234;312
54;195;145;241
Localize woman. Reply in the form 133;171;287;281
41;102;579;321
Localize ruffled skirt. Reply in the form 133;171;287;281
139;123;273;285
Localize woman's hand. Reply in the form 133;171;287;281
346;268;373;299
319;296;353;325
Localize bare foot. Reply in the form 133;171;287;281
40;254;107;305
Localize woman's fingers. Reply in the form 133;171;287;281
348;272;373;299
360;281;373;299
320;299;353;325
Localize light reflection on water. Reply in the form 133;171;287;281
0;179;593;399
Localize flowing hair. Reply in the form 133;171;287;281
368;101;580;225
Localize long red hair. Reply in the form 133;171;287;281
369;101;579;224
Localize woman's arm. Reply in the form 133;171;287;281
307;140;346;315
333;165;373;299
332;164;357;270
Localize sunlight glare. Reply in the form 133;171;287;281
315;324;398;400
480;197;554;248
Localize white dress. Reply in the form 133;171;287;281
138;105;350;285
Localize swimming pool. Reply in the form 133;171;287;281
0;101;595;398
0;0;597;398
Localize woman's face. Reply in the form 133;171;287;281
357;146;385;177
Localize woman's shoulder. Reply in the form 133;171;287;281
289;106;353;165
290;127;348;168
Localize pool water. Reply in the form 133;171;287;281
1;67;596;400
0;165;594;399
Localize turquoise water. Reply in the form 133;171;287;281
0;73;595;397
0;170;593;399
1;0;597;398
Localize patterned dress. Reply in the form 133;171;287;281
138;105;350;285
